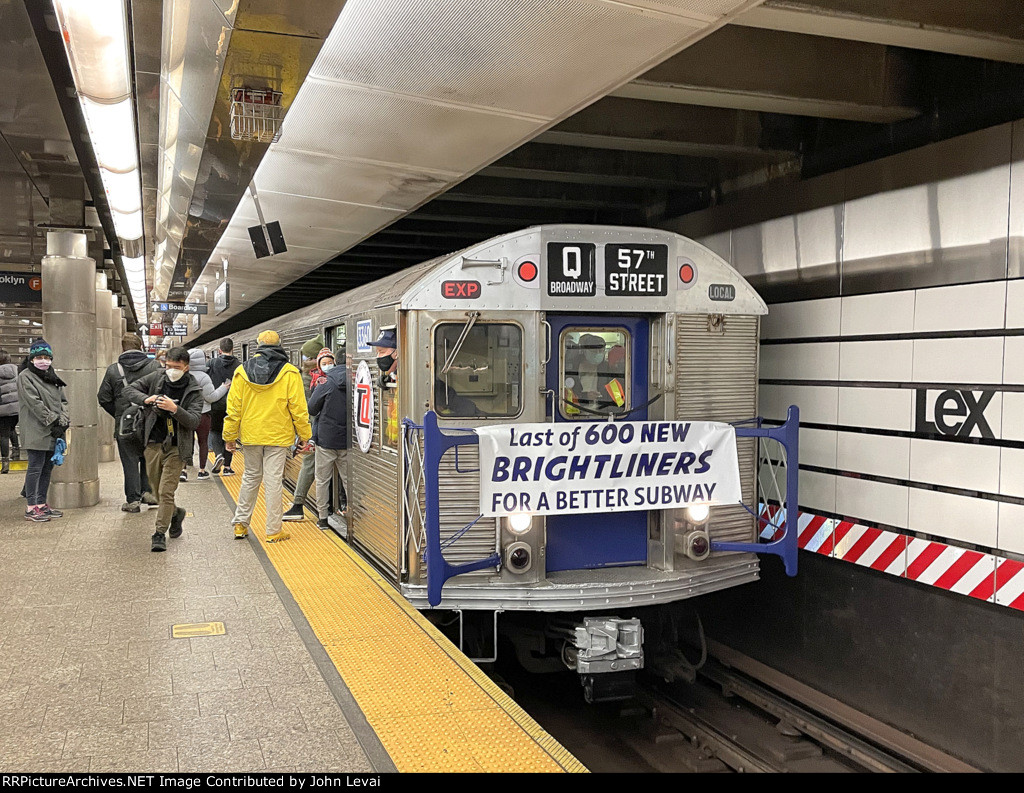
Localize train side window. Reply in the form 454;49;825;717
432;323;522;418
558;328;629;420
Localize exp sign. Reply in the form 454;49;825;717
477;420;742;517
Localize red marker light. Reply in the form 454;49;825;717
518;261;537;282
679;263;695;284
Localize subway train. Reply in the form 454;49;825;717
202;225;799;700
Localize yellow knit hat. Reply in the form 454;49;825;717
257;330;280;346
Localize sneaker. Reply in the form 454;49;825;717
222;467;235;476
1;459;8;474
266;529;290;543
169;507;185;539
141;491;158;506
40;505;63;519
24;506;49;522
282;504;305;522
151;532;167;552
212;455;224;474
197;470;210;481
233;524;248;539
179;470;188;482
317;518;330;530
122;501;141;513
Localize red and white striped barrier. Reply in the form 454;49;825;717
757;505;1024;611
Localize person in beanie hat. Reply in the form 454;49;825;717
17;339;69;521
310;347;334;390
283;337;327;522
224;329;310;542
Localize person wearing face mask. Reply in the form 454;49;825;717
282;342;330;522
123;346;204;552
17;339;69;522
368;328;399;445
307;349;349;530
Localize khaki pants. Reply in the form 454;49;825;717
144;444;185;534
314;447;348;520
233;445;288;536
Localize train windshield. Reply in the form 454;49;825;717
432;322;522;418
559;328;630;420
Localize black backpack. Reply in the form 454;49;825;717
118;402;148;454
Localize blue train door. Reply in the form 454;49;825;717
545;315;649;571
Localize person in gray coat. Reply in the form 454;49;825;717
182;348;229;482
0;349;20;474
98;333;161;511
17;339;69;522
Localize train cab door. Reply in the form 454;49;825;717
544;315;649;571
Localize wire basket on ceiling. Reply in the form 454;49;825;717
229;86;283;143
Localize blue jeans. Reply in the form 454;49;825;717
25;449;55;506
116;435;150;502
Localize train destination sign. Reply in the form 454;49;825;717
477;420;742;517
547;242;596;297
604;243;668;296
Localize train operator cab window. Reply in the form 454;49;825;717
432;323;522;418
559;328;630;420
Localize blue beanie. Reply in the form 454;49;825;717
29;339;53;358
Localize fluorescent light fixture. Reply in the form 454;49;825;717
80;98;137;174
110;208;143;241
99;168;142;214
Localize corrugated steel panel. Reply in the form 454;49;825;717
675;313;759;544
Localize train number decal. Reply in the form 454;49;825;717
354;360;375;453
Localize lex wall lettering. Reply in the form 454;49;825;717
915;389;995;439
477;421;742;517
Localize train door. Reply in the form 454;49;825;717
544;315;649;571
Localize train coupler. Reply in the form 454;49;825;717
568;617;644;703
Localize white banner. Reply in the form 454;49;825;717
477;421;742;517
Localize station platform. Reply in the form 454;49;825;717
0;457;585;773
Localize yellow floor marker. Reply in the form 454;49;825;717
171;621;226;638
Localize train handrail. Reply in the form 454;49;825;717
714;405;800;576
417;412;501;607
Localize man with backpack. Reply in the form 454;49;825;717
123;347;204;552
98;333;160;512
207;337;241;475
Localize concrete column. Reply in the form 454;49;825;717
43;230;99;508
95;274;115;463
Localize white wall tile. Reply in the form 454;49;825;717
760;342;839;381
1003;336;1024;384
997;502;1024;555
999;447;1024;499
909;489;998;547
844;185;933;262
799;469;836;514
1006;279;1024;328
1000;392;1024;442
909;438;1002;493
914;281;1007;332
836;477;909;528
839;340;914;382
840;291;915;336
759;384;838;424
800;427;837;469
837;432;910;480
837;387;914;432
913;337;1005;384
762;298;840;339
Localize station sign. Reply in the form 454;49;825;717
165;324;188;335
0;272;42;303
191;314;200;333
153;301;208;315
148;325;164;337
214;281;229;314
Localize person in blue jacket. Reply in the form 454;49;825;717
307;352;348;531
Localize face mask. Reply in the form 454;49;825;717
166;368;185;382
320;363;334;373
377;355;394;373
584;349;605;365
33;358;51;371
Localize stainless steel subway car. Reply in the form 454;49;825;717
218;225;799;691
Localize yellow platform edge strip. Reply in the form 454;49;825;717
217;456;587;774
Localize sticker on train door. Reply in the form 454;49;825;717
354;360;375;453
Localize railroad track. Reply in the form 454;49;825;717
618;640;979;773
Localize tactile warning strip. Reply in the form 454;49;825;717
218;456;586;773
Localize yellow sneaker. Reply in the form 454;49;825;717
266;529;290;543
233;524;248;539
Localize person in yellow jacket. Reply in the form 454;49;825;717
223;330;311;542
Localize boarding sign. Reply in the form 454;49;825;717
477;420;742;517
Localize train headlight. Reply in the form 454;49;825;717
686;503;710;523
507;513;533;534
